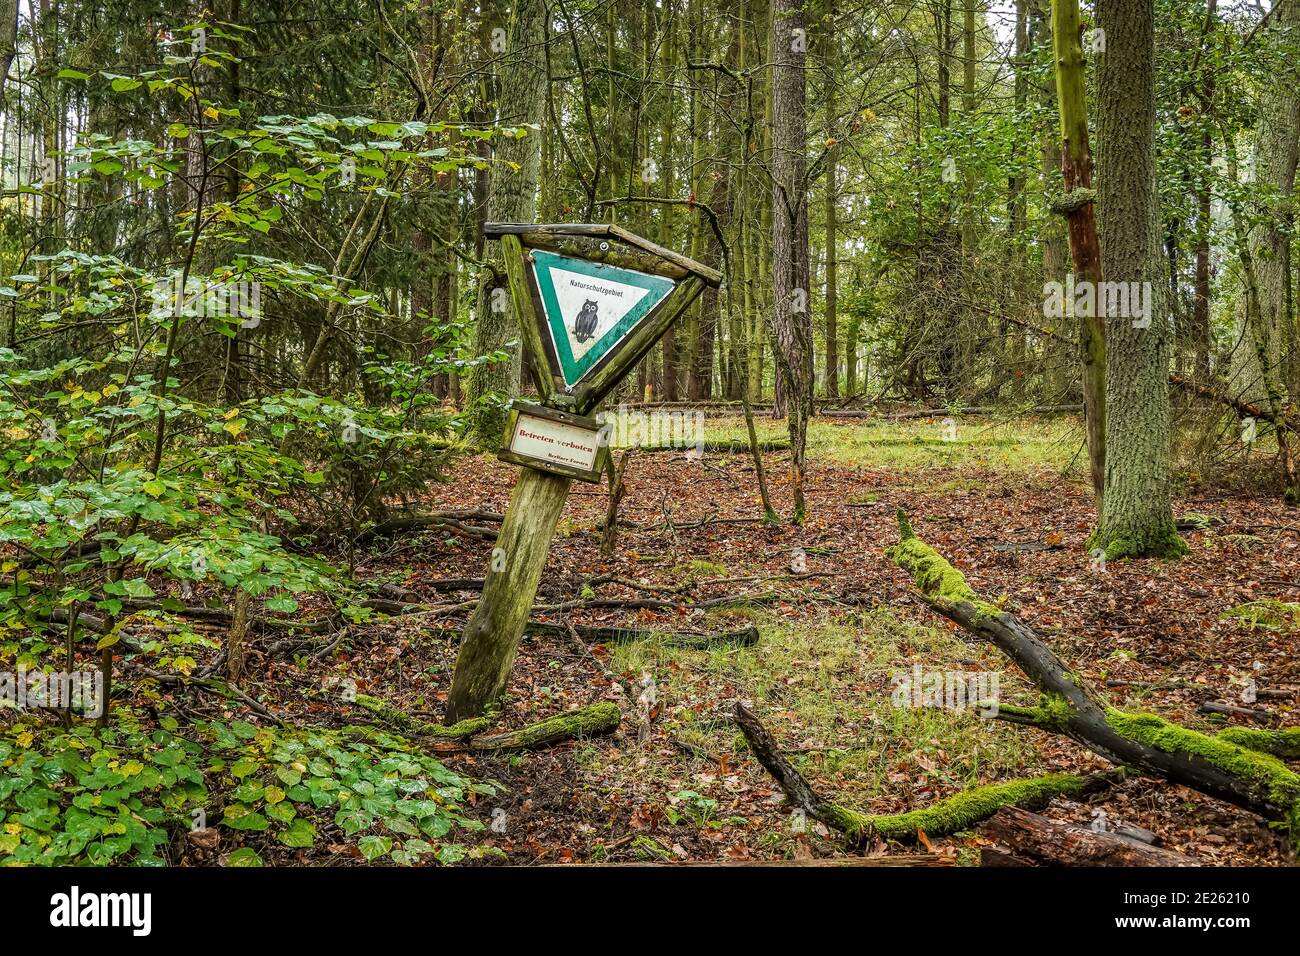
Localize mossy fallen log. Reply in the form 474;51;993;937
354;695;620;752
888;510;1300;847
733;701;1115;845
353;693;489;739
1218;727;1300;760
465;701;621;751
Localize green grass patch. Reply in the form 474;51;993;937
599;608;1039;818
692;415;1081;477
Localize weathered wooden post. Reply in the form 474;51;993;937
445;223;721;722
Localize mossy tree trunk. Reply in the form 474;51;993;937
1050;0;1105;501
465;0;547;446
445;467;573;722
1088;0;1184;559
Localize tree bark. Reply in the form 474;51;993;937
1244;0;1300;500
982;807;1199;866
1089;0;1184;558
465;0;547;445
0;0;17;103
823;1;839;399
1050;0;1105;501
769;0;813;523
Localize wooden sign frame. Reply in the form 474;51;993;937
446;223;721;723
498;399;609;484
486;222;722;416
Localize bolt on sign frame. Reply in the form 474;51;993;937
445;224;720;723
485;222;722;416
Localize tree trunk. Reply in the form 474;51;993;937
982;807;1199;866
822;1;839;399
1245;0;1300;500
0;0;16;103
1051;0;1105;501
465;0;547;445
1192;0;1214;387
659;0;680;401
769;0;813;523
1089;0;1185;558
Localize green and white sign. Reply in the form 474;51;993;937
531;249;676;388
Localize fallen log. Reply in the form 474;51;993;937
353;695;620;752
546;855;953;867
354;512;502;544
887;510;1300;847
458;701;621;752
423;577;487;592
1219;726;1300;759
525;620;759;648
634;439;791;453
734;701;1115;845
352;693;489;739
980;807;1199;866
820;404;1082;420
1199;699;1273;721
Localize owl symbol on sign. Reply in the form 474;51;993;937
573;299;599;344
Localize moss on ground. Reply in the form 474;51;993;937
1220;600;1300;632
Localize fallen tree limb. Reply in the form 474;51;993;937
425;577;487;592
1219;726;1300;759
547;855;953;867
526;620;759;648
633;439;791;453
458;701;621;752
352;693;489;739
1199;699;1273;721
734;701;1114;845
887;510;1300;846
354;512;501;544
1170;374;1299;431
353;696;621;753
981;807;1199;866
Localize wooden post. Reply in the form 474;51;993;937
445;223;720;722
445;466;573;722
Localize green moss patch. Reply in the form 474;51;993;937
1220;600;1300;632
1106;708;1300;841
827;773;1093;841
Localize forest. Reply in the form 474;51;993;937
0;0;1297;891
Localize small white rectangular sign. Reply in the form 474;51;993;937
510;412;601;472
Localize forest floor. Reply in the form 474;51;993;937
241;414;1299;865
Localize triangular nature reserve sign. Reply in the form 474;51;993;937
530;249;676;389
